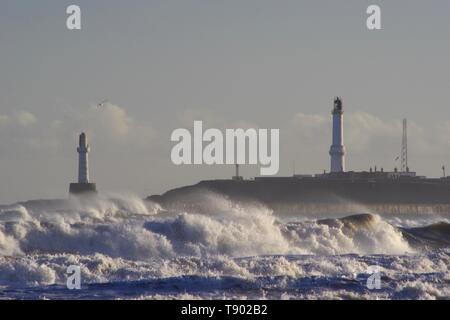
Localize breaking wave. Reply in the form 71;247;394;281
0;193;418;258
0;191;449;299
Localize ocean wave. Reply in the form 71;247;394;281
401;222;450;248
0;194;419;259
1;251;448;299
0;192;449;299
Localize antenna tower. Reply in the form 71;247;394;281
401;118;408;172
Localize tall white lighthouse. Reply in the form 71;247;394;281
69;132;97;195
77;132;90;183
329;97;345;172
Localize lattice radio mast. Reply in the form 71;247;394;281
401;118;408;172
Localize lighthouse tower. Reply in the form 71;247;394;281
329;97;345;173
77;132;90;183
69;132;97;195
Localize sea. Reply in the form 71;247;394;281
0;191;449;300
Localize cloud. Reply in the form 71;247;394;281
172;108;442;175
0;111;38;128
289;111;427;154
345;112;402;152
1;103;450;204
284;110;442;174
0;104;156;152
16;111;37;127
291;112;329;139
85;103;156;148
0;107;441;161
95;103;131;138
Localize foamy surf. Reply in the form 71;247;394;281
0;192;449;299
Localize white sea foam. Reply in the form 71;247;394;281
0;192;448;299
1;192;415;259
0;251;448;299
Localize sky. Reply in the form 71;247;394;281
0;0;450;203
